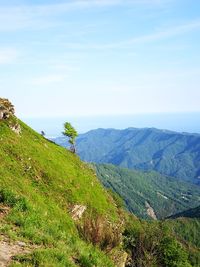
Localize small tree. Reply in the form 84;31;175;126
41;130;45;137
63;122;78;153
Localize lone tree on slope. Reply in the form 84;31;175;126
41;130;45;137
63;122;78;153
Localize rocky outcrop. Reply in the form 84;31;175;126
10;123;21;135
0;98;21;134
145;201;157;220
0;98;15;120
70;204;87;220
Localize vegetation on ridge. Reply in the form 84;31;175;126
62;122;78;153
0;118;120;266
56;127;200;185
0;105;199;266
95;164;200;220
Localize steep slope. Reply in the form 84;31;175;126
0;117;122;266
0;100;199;267
94;164;200;220
54;128;200;184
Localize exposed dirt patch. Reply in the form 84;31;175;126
145;201;157;220
0;235;33;267
0;205;10;220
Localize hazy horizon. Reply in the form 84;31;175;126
22;112;200;137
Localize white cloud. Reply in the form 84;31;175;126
0;48;18;64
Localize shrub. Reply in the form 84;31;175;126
123;221;192;267
77;215;122;251
159;236;191;267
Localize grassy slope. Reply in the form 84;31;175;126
167;206;200;252
0;119;119;266
95;164;200;219
163;218;200;266
1;118;200;266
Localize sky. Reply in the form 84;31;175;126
0;0;200;119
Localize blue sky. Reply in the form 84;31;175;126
0;0;200;118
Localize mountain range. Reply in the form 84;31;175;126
56;127;200;185
1;99;200;266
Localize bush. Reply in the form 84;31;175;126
123;221;192;267
77;215;122;251
159;236;191;267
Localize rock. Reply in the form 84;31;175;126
0;98;15;120
16;241;26;247
10;123;21;135
0;235;31;267
0;98;21;135
70;204;87;220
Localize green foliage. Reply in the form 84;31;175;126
159;236;191;267
166;218;200;248
95;164;200;219
0;189;28;210
11;249;75;267
106;188;125;209
0;119;118;266
123;220;192;267
59;127;200;184
63;122;78;153
0;117;199;266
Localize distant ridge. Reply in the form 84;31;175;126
170;206;200;219
54;127;200;184
94;163;200;220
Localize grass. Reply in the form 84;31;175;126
0;119;119;266
0;117;199;266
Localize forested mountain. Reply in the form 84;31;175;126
95;164;200;220
0;99;200;266
67;127;200;184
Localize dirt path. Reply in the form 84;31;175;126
0;204;37;266
0;205;36;266
0;235;32;267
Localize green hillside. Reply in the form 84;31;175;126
0;101;199;267
53;128;200;184
166;206;200;256
0;116;122;266
95;164;200;220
